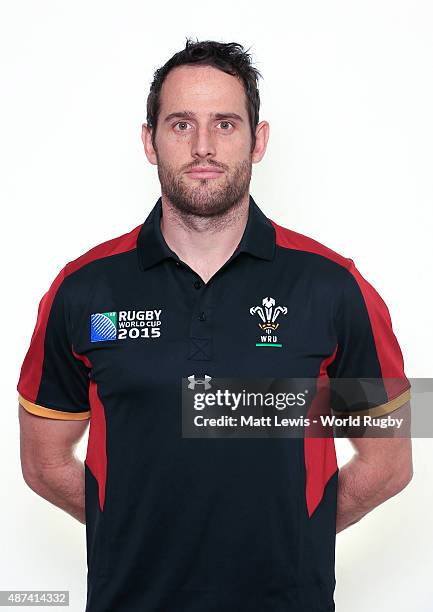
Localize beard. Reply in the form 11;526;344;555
156;154;252;218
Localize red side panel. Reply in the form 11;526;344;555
71;350;107;512
304;350;339;517
87;380;108;512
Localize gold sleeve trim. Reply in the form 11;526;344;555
332;387;411;418
18;394;91;421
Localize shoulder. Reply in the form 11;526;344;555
44;223;143;304
270;218;393;323
267;218;384;319
269;217;356;281
63;223;143;280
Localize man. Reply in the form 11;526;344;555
18;39;412;611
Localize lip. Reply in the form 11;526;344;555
186;168;224;179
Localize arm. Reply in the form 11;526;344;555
19;402;89;524
336;400;413;533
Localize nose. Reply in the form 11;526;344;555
190;126;216;159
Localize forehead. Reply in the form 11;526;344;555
159;65;248;117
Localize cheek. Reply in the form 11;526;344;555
157;141;190;168
156;129;190;152
218;132;252;156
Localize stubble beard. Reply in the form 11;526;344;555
156;153;252;218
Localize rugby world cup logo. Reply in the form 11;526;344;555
250;297;288;347
90;312;117;342
90;309;162;342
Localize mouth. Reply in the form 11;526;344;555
185;168;225;180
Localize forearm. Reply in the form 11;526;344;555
336;448;410;533
24;456;86;524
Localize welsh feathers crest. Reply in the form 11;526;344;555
249;297;288;348
250;297;288;333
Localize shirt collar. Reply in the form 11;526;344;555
137;194;276;271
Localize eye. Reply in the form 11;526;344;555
217;121;234;130
174;121;193;131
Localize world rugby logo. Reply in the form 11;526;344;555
90;312;117;342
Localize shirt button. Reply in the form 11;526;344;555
175;261;181;267
198;312;206;321
194;280;202;289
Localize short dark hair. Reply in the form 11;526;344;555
146;38;262;150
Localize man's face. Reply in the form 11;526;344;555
147;65;257;217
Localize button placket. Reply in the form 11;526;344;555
188;274;214;361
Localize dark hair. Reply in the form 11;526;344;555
146;38;262;150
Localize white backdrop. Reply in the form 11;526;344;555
1;1;432;610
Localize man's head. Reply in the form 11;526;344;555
141;39;269;218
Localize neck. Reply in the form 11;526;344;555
160;193;250;283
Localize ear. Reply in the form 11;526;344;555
251;120;270;163
141;123;158;165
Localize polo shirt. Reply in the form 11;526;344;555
17;195;411;612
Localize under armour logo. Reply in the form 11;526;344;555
187;375;212;390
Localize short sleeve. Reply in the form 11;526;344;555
327;259;411;417
17;266;91;420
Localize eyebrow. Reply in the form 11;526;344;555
163;111;244;123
